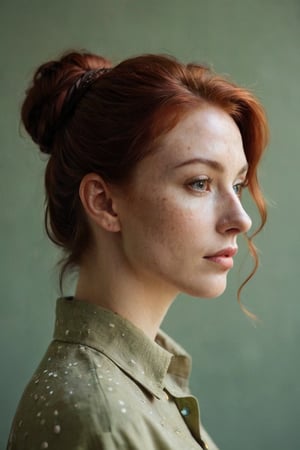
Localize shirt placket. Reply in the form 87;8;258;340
172;395;209;450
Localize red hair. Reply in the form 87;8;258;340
21;51;268;305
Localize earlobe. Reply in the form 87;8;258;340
79;173;121;232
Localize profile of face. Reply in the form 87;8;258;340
114;104;252;300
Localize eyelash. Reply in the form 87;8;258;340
187;178;247;197
188;178;212;192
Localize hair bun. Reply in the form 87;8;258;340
21;51;111;154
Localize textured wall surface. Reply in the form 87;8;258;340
1;1;299;448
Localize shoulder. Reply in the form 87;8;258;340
8;341;119;449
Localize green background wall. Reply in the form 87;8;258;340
1;1;299;449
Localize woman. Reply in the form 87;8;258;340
7;51;268;450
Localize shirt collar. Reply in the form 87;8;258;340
53;297;192;399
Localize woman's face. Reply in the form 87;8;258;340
115;105;252;299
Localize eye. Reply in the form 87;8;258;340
188;178;211;192
233;182;246;197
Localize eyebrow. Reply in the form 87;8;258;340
174;157;248;176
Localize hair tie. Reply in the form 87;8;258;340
43;67;111;154
62;67;111;118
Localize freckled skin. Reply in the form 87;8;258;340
115;105;252;299
75;104;253;337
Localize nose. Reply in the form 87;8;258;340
216;193;252;235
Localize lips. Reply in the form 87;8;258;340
204;247;238;270
207;247;238;258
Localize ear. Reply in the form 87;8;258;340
79;173;121;232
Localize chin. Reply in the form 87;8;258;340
203;289;226;299
184;279;227;299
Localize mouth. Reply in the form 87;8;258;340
204;247;238;270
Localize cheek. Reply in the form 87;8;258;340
158;198;209;234
147;195;188;235
120;188;213;267
121;195;185;259
141;199;202;257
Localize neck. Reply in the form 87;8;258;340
75;247;178;340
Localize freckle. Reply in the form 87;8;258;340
121;407;127;413
109;323;115;328
41;442;48;449
130;359;136;365
48;372;53;376
65;329;70;335
43;370;48;374
18;420;23;427
40;419;46;425
49;391;54;395
48;357;51;361
64;371;68;375
54;424;61;434
35;379;40;384
34;394;39;401
73;362;78;366
121;333;125;337
87;328;91;334
54;410;59;416
46;386;50;390
69;390;73;395
107;387;113;392
118;400;125;405
37;411;41;417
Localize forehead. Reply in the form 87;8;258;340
153;105;246;170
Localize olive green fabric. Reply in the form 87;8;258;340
7;297;218;450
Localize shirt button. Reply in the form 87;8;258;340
180;406;190;417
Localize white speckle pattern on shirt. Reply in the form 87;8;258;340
54;424;61;434
7;298;218;450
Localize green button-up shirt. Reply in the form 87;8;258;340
8;297;218;450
